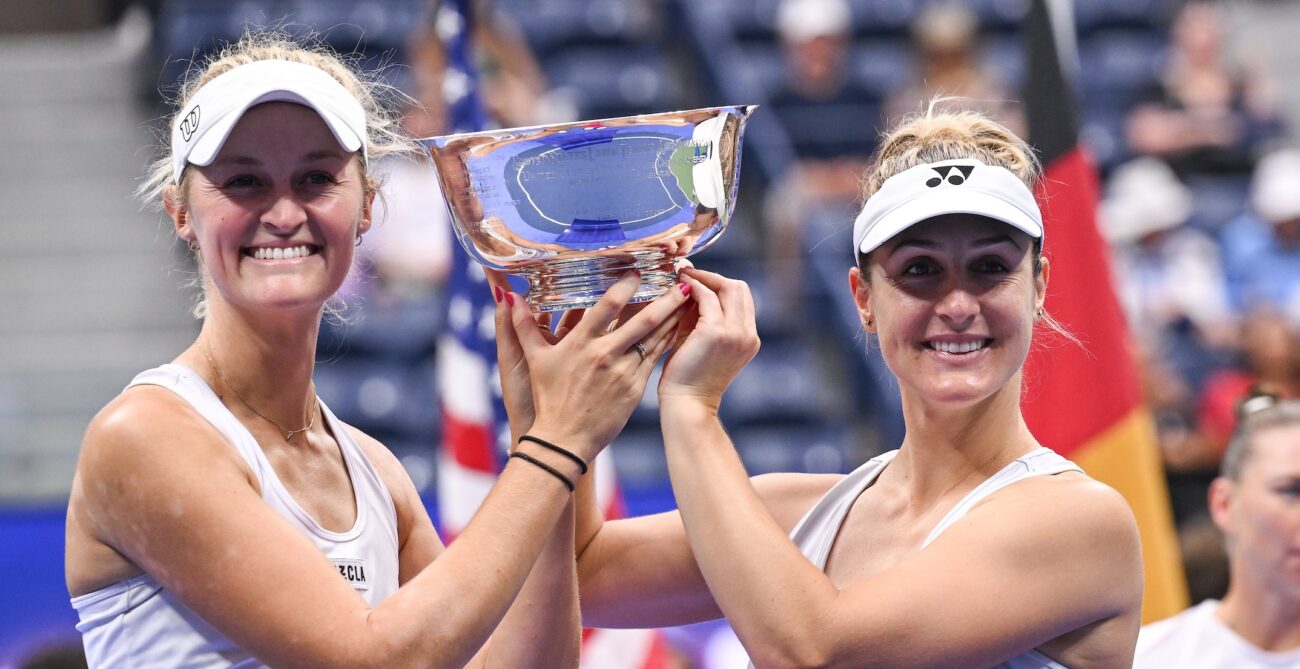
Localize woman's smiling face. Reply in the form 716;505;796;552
852;214;1046;407
170;101;371;316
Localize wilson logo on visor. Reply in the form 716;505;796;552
926;164;975;188
179;106;201;142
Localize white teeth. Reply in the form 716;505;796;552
251;245;313;260
931;340;987;354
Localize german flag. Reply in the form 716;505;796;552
1020;0;1188;622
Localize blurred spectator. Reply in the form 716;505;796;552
1125;2;1284;175
764;0;874;308
883;2;1023;134
769;0;876;163
1198;311;1299;456
1177;515;1230;606
1141;347;1216;477
1136;393;1300;667
1102;157;1233;352
1222;149;1300;325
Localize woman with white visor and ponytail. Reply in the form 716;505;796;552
64;32;688;668
547;108;1146;668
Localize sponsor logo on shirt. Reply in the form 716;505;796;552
331;558;370;591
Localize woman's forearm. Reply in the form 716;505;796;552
362;461;579;667
660;398;842;667
481;500;580;668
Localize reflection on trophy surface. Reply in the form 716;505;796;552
424;105;755;311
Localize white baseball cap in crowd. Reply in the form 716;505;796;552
1252;148;1300;224
170;59;367;182
852;159;1043;259
776;0;851;43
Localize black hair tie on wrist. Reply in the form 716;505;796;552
509;451;575;492
518;434;589;475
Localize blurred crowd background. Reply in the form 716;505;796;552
4;0;1300;665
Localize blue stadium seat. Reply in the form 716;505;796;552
1074;0;1175;37
965;0;1028;34
850;38;914;100
318;293;443;360
720;339;840;427
980;32;1024;93
718;0;785;42
734;43;788;101
496;0;662;58
1078;29;1166;104
731;424;854;474
544;47;678;118
154;1;250;88
285;0;424;53
314;355;439;439
610;425;669;489
1079;105;1130;173
846;0;918;37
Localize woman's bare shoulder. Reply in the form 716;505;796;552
751;472;845;532
81;384;237;467
995;471;1136;527
76;384;259;517
969;471;1143;605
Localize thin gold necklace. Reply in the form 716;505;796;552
202;344;317;441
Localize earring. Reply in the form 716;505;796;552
1036;308;1044;320
865;317;873;329
355;234;364;247
187;240;199;253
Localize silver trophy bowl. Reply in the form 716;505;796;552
423;105;755;311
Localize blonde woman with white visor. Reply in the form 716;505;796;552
541;109;1146;668
65;34;689;668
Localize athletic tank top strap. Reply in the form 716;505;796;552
921;446;1083;548
127;363;276;491
786;449;899;570
126;363;398;545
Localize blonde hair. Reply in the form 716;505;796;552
139;30;420;319
864;105;1040;202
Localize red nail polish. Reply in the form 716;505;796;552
493;285;503;303
679;283;691;297
504;292;515;307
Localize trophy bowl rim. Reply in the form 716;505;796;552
417;103;759;148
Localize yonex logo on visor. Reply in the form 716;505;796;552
852;158;1044;258
926;164;974;187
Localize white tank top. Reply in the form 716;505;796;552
756;446;1082;669
71;363;401;668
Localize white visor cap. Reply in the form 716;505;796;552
852;159;1043;258
170;59;367;183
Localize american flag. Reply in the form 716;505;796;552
431;0;672;665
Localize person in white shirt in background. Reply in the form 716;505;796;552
1136;391;1300;668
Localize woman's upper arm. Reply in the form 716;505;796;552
814;476;1142;669
579;472;838;628
80;393;404;669
752;473;843;532
344;427;444;583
